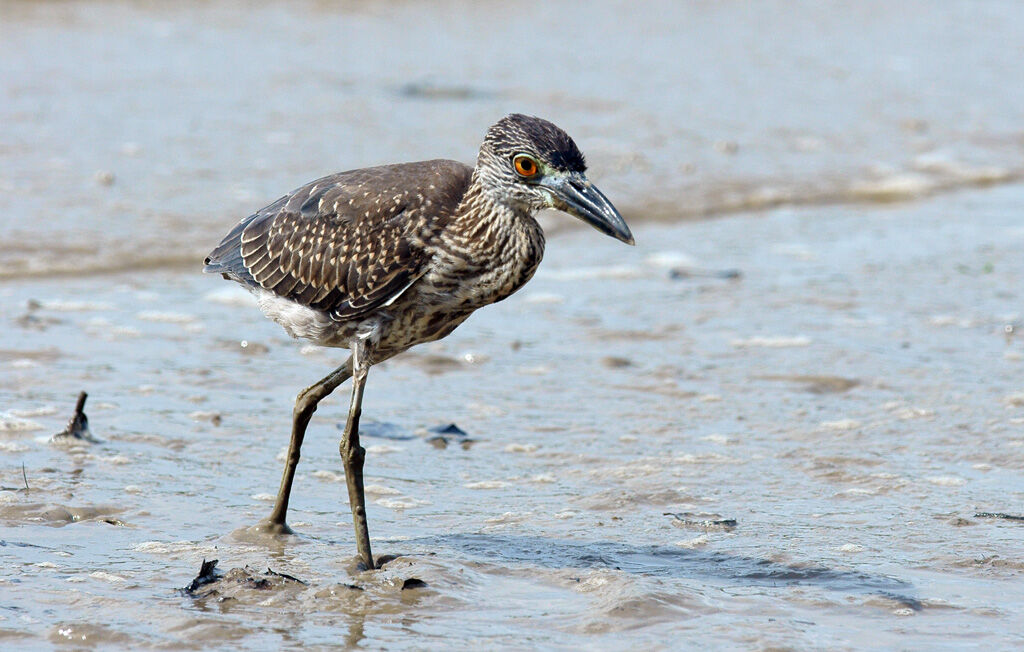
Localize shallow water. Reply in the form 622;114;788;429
2;183;1024;648
3;1;1024;648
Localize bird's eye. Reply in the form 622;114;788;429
513;155;539;178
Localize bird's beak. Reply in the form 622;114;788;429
541;173;635;245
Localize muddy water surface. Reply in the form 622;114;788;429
2;185;1023;648
3;0;1024;648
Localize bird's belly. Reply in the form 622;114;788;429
254;287;474;360
373;303;474;359
255;289;358;347
368;259;538;357
252;247;530;359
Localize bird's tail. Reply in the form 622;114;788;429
203;216;255;284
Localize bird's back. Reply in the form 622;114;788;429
204;159;473;322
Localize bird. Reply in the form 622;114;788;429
204;114;633;570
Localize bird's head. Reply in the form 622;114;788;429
477;114;634;245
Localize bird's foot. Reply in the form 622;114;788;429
248;518;295;536
350;554;385;574
229;519;296;547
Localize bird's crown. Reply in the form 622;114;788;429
482;114;587;173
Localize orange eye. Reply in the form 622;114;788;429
513;155;539;178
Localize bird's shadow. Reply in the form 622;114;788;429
409;532;921;609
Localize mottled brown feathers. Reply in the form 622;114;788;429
205;160;472;321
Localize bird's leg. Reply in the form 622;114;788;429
341;337;374;570
262;357;353;533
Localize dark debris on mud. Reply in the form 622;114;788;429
354;420;476;449
668;266;742;280
181;558;222;596
180;560;319;601
756;375;861;394
51;391;100;443
265;567;307;585
664;512;738;531
179;557;429;602
974;512;1024;522
425;423;475;450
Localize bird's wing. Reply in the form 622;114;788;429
204;159;472;321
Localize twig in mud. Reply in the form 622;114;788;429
266;567;306;584
52;391;100;443
2;465;31;492
974;512;1024;522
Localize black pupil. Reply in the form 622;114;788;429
519;158;533;173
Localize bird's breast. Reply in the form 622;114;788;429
369;214;544;358
427;217;545;310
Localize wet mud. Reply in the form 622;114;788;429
3;1;1024;647
2;184;1023;647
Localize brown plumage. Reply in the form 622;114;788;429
207;161;470;321
204;114;633;570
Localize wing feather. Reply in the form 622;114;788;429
204;159;472;321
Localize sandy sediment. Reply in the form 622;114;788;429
0;183;1022;647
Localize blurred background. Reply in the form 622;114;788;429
2;1;1024;649
2;0;1022;277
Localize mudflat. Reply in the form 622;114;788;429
2;1;1023;647
3;184;1023;648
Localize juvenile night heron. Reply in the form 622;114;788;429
204;114;633;570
